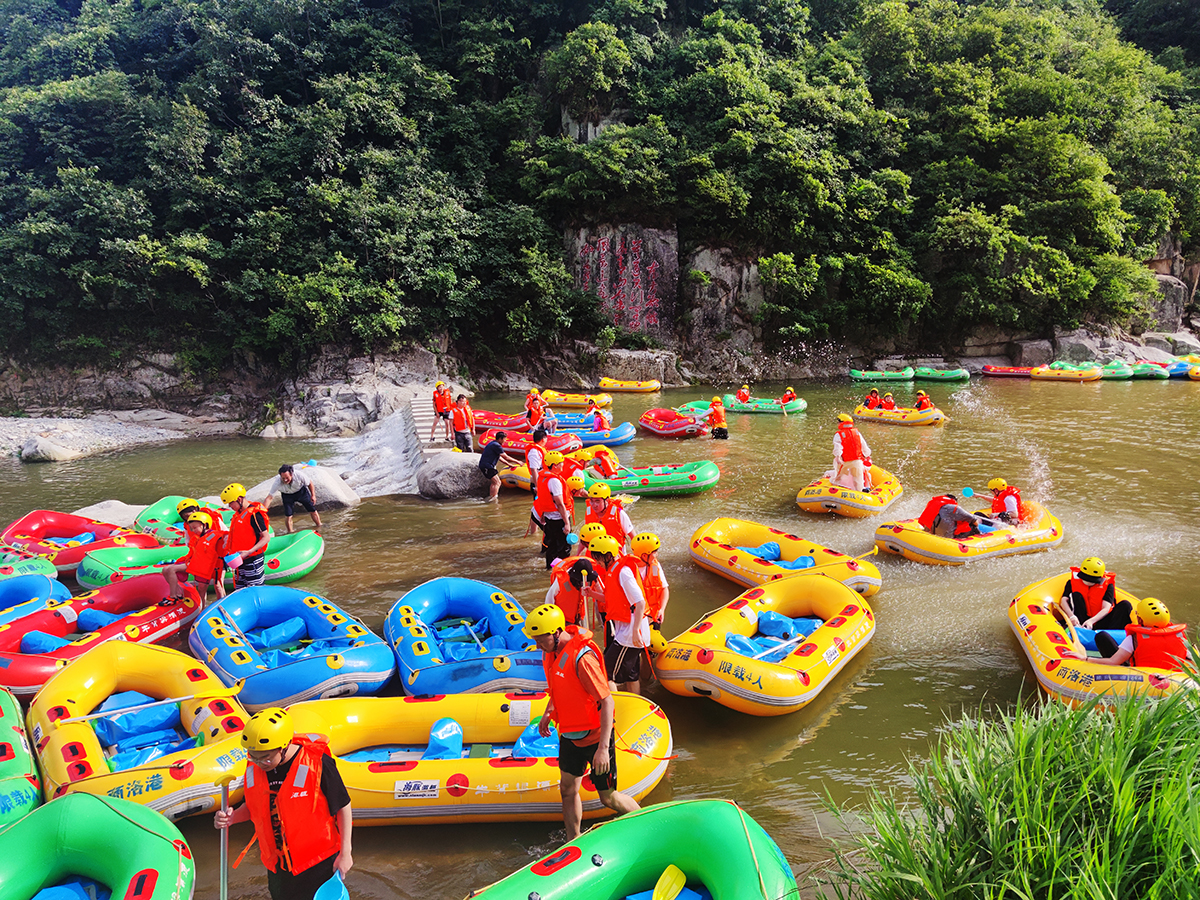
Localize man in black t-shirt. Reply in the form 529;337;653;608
477;431;522;501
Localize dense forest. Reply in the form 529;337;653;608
0;0;1197;370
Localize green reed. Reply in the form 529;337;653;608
822;691;1200;899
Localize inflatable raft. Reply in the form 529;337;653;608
795;466;904;518
638;407;705;437
598;376;661;393
285;692;671;825
0;573;72;628
581;460;721;497
982;365;1032;378
0;686;40;826
720;394;807;414
1008;573;1194;705
914;366;969;381
553;410;612;429
656;576;875;716
1;575;203;698
472;410;531;433
539;390;612;408
385;578;545;696
188;586;394;711
1192;365;1200;381
851;404;945;426
554;420;637;447
689;518;882;596
1030;365;1101;382
28;641;248;819
1049;360;1132;381
0;511;159;574
849;366;914;382
134;496;233;546
0;793;195;900
1130;362;1170;379
465;799;798;899
0;545;59;581
479;429;583;456
874;501;1064;566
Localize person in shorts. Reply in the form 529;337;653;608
451;394;475;452
477;432;522;501
266;464;321;533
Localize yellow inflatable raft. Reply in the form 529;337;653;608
27;642;248;820
1030;366;1101;382
499;446;616;491
1008;573;1194;705
286;692;671;824
597;377;661;393
874;501;1064;566
689;518;881;596
655;576;875;716
539;390;613;408
795;466;903;517
851;405;945;426
1189;365;1200;381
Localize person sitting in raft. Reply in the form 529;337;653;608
780;386;798;404
545;556;604;627
918;494;990;538
864;388;881;409
585;483;635;552
524;387;542;414
1056;557;1133;631
734;384;751;403
705;396;729;439
914;390;934;411
988;477;1029;524
163;510;226;602
478;431;523;502
1064;597;1190;671
430;381;453;442
586;447;621;478
524;604;640;840
832;414;871;492
880;392;896;410
631;532;669;632
215;707;353;900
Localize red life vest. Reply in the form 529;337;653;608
533;470;569;517
185;528;225;581
527;405;544;428
735;389;750;403
836;422;865;462
780;391;796;403
595;452;619;478
1126;623;1188;671
602;555;644;624
640;559;667;622
243;736;342;875
451;405;473;432
992;486;1027;522
1068;568;1116;618
585;500;629;547
433;389;451;413
550;556;596;625
881;398;895;410
865;395;880;409
543;626;604;736
228;503;270;555
918;495;957;531
708;405;727;428
915;396;933;411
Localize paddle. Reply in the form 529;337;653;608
55;683;244;726
652;864;687;900
750;631;810;661
460;619;489;654
217;771;237;900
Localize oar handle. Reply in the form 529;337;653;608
750;632;807;660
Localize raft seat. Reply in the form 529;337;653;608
89;689;199;773
626;887;712;900
33;877;112;900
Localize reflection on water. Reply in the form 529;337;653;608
5;377;1200;897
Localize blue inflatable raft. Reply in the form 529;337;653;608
383;577;546;695
0;574;72;628
188;586;395;711
554;420;637;447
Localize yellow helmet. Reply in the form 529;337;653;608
1079;557;1106;579
435;380;445;388
630;532;661;558
579;522;607;543
176;498;199;515
544;450;565;465
1137;597;1171;628
883;392;893;398
186;510;213;528
530;387;540;394
589;535;621;558
587;483;611;500
567;474;585;491
241;707;294;752
741;384;749;389
837;413;853;423
523;604;565;638
220;483;246;504
786;386;794;392
988;478;1007;491
711;396;722;404
917;390;927;397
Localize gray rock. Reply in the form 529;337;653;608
960;325;1035;357
1011;340;1054;367
1134;345;1178;364
417;450;490;499
596;348;688;386
70;500;149;529
1142;332;1175;353
1169;332;1200;356
246;464;361;510
961;355;1014;374
21;435;83;462
1147;275;1188;333
1054;330;1102;362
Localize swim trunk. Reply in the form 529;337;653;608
711;427;728;439
281;491;316;516
439;410;451;420
558;730;617;792
479;464;499;479
604;641;643;684
234;554;266;589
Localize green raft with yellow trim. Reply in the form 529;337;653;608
0;686;40;826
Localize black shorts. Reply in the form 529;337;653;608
711;427;728;439
267;853;336;900
604;641;642;684
479;465;498;479
281;491;316;516
558;729;617;792
439;410;451;420
454;431;472;452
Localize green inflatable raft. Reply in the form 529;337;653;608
76;530;325;588
581;460;720;497
135;495;234;545
0;686;40;827
1131;362;1169;380
468;799;799;899
849;366;915;382
0;545;58;581
1049;360;1134;380
719;394;806;414
0;792;195;900
913;366;969;381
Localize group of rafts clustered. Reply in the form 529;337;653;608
2;357;1199;900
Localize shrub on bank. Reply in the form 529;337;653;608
825;691;1200;898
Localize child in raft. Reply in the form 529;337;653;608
162;510;226;603
863;389;881;409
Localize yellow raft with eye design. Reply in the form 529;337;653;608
689;518;881;596
1008;573;1195;705
539;390;613;408
874;501;1064;566
795;465;904;517
26;642;248;821
285;692;672;825
654;575;875;716
851;404;946;426
597;377;661;393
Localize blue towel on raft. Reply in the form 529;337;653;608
724;617;825;662
33;878;111;900
736;542;815;569
45;532;96;546
248;616;308;650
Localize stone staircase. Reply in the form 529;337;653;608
408;392;456;456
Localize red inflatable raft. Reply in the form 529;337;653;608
472;410;531;433
638;408;705;438
1;511;159;574
981;366;1033;378
0;574;203;698
478;430;583;456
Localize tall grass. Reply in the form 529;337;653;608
823;691;1200;899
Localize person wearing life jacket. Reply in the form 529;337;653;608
1066;597;1190;672
525;428;548;500
917;493;988;538
631;532;669;630
478;431;523;501
162;510;226;602
214;708;352;900
1056;557;1132;631
450;394;475;453
430;381;453;442
589;536;650;694
524;604;640;839
584;483;634;552
705;396;728;440
565;473;588;500
864;388;881;409
176;496;201;526
546;556;604;626
987;477;1029;524
527;399;545;431
532;450;573;569
914;390;934;412
222;483;271;590
880;392;896;410
780;386;798;404
832;414;872;492
582;447;620;479
735;384;751;403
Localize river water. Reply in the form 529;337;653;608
3;377;1198;898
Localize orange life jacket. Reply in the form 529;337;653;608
640;559;667;622
865;395;880;409
451;405;473;432
602;555;644;625
561;457;585;479
585;500;630;547
708;405;727;428
735;390;750;403
836;422;865;462
781;391;796;403
524;394;540;412
594;452;619;478
228;503;270;556
543;626;604;736
527;405;544;428
915;396;932;410
433;389;451;413
918;495;957;532
881;398;895;410
992;486;1028;522
533;470;569;518
1126;623;1188;671
550;556;595;625
185;528;225;581
1067;568;1117;618
244;736;342;875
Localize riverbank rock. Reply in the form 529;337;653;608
1148;275;1188;332
246;465;361;511
417;451;489;499
1010;340;1053;367
580;346;688;387
20;435;83;462
70;500;149;529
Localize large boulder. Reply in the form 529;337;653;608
1141;332;1175;353
961;355;1014;375
595;348;688;386
246;464;361;510
20;435;82;462
1054;329;1103;362
1146;275;1188;333
1169;331;1200;356
1010;340;1053;367
70;500;149;529
1134;345;1178;364
417;450;490;500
